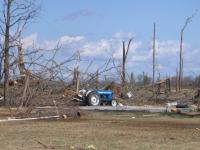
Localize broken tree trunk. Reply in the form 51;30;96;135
17;43;25;76
0;115;60;122
176;68;179;92
20;74;30;109
130;72;134;89
73;67;77;85
177;11;197;91
121;39;133;96
76;66;80;93
171;108;200;116
122;41;126;95
96;70;99;89
72;66;80;93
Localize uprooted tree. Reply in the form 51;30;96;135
0;0;40;105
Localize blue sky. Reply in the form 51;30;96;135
22;0;200;79
28;0;200;42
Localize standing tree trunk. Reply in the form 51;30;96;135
176;68;179;92
130;72;134;88
152;23;156;93
121;39;133;97
96;70;99;89
75;66;80;94
122;41;126;95
178;30;183;92
73;67;77;85
3;0;12;104
178;10;198;91
0;0;40;107
181;57;184;88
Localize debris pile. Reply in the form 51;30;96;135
166;89;200;116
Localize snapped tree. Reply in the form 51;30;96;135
178;10;198;91
121;38;133;96
0;0;40;105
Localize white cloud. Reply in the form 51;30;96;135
59;9;95;21
41;35;85;50
21;32;200;76
156;40;179;56
81;39;111;57
114;32;135;39
154;40;191;58
113;41;143;60
59;35;85;44
22;33;38;49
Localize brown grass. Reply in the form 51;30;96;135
0;110;200;150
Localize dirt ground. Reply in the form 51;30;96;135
0;109;200;150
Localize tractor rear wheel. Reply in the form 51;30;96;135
88;92;100;106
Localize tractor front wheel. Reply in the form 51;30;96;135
111;100;117;107
88;92;100;106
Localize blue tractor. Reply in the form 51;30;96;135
74;89;117;106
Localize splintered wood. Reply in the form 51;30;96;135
154;78;171;96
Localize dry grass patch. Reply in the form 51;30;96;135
0;111;200;150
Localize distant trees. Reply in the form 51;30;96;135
195;75;200;88
134;72;151;87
